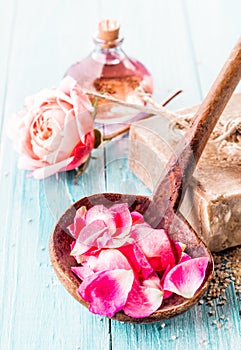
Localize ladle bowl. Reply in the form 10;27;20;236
49;37;241;323
50;193;213;324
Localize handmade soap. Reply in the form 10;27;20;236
129;93;241;251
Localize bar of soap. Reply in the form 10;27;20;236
129;93;241;251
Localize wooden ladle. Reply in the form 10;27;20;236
49;37;241;324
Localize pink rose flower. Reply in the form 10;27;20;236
8;76;95;179
70;204;210;318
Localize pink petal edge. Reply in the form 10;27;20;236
163;257;209;299
78;269;134;317
137;228;176;271
123;282;163;318
90;249;132;272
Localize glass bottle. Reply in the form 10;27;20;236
65;19;153;124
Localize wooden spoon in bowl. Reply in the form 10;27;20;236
50;37;241;324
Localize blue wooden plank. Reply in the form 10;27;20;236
0;140;110;350
105;137;151;196
0;0;16;136
41;146;106;226
111;284;241;350
184;0;241;97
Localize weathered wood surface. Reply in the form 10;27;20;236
0;1;241;349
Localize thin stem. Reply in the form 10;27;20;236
100;89;184;140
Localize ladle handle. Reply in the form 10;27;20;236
152;37;241;228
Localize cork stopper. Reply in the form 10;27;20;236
98;19;120;42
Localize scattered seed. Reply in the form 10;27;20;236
217;301;226;306
26;217;33;222
171;335;177;340
40;246;46;251
161;323;166;328
208;310;215;315
202;246;241;322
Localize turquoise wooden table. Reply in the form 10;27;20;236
1;1;241;349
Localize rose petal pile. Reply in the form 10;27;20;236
8;76;95;179
70;203;209;318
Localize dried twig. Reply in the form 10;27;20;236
84;89;180;122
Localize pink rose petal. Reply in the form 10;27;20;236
110;203;132;236
160;265;173;299
71;265;93;280
138;228;171;257
129;223;152;243
70;240;91;258
138;228;176;271
77;248;100;264
173;241;184;263
49;109;83;164
68;223;76;238
70;241;75;252
163;257;209;298
66;132;94;170
119;244;153;280
142;273;162;289
29;156;75;179
179;252;192;263
70;219;108;256
85;205;116;234
123;281;163;318
18;154;46;170
78;269;134;317
84;255;98;268
68;206;86;239
131;211;145;225
96;231;115;248
133;244;154;279
91;249;132;272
